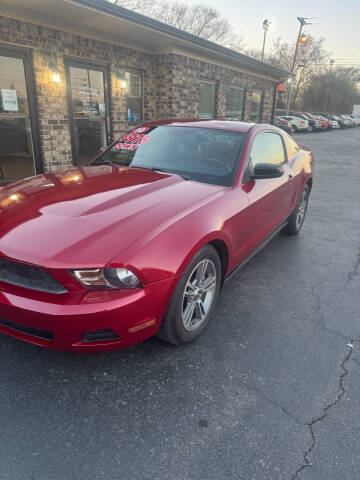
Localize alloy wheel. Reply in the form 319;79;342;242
181;259;217;331
296;190;308;230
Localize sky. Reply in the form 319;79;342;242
181;0;360;66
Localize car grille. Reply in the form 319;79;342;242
0;258;67;294
0;317;54;340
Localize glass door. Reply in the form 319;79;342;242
66;60;110;165
0;50;38;184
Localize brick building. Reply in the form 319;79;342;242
0;0;288;184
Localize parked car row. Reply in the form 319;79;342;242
274;112;360;133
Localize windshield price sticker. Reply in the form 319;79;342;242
132;126;150;134
113;130;151;151
113;143;137;151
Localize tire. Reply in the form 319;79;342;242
157;245;221;346
291;125;297;133
282;185;310;235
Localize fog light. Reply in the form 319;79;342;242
82;329;120;343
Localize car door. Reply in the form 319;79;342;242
241;131;295;251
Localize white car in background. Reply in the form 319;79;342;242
346;114;360;126
278;115;309;133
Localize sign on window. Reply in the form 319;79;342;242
1;89;19;112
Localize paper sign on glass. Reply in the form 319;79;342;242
1;89;19;112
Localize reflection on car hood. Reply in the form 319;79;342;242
0;166;224;268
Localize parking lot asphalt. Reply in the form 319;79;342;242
0;128;359;480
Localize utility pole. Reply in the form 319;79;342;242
323;59;335;112
286;16;310;114
261;19;272;62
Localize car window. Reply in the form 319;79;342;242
92;126;246;187
283;133;299;158
249;132;286;167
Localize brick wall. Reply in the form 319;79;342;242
0;15;278;174
160;54;276;122
0;16;157;171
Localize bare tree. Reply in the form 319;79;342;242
243;47;262;60
221;33;247;53
112;0;153;11
111;0;234;44
303;67;360;112
246;36;329;110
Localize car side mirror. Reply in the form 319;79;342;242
251;163;284;180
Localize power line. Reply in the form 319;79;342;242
307;11;360;19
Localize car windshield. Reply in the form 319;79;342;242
91;126;246;186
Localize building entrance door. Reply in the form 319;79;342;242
66;59;111;165
0;46;41;184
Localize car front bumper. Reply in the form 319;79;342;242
0;275;179;352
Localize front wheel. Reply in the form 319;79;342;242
282;185;310;235
157;245;221;345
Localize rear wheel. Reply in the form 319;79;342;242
282;185;310;235
157;245;221;345
291;125;297;133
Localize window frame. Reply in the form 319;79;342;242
199;79;217;119
64;56;112;166
225;85;245;120
123;68;144;124
247;89;264;123
242;130;288;183
283;132;300;159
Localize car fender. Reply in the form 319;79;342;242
288;149;313;205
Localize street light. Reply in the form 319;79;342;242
261;19;272;62
286;16;311;114
323;59;335;112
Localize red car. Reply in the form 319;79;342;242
0;120;314;352
301;112;329;130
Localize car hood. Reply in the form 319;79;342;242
0;166;224;269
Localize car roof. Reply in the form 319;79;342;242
142;118;256;133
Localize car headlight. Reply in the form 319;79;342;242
72;267;141;289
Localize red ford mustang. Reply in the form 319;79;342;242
0;120;313;352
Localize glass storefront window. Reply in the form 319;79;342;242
225;87;244;119
68;65;108;165
0;55;35;184
248;91;263;123
125;71;142;122
199;81;216;119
